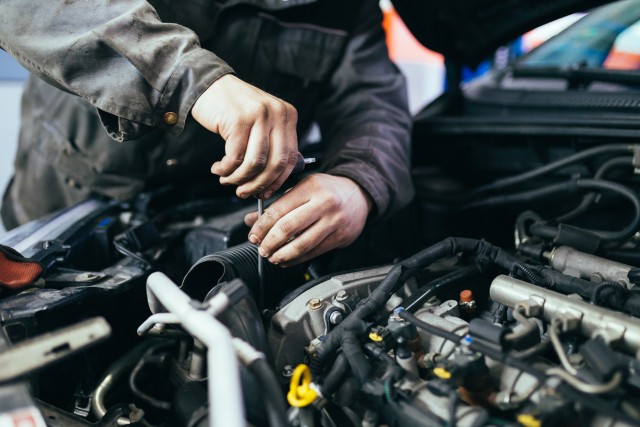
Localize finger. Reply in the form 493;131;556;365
244;211;258;227
237;106;296;197
257;202;320;258
257;149;299;199
248;189;311;244
220;125;270;191
211;126;251;177
268;223;336;266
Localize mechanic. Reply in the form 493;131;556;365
0;0;413;267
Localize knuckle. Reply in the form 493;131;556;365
287;105;298;121
273;102;288;118
292;238;311;254
277;218;295;235
263;206;282;224
248;156;268;172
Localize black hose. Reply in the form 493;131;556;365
310;238;519;377
591;281;629;307
403;265;482;313
464;180;578;211
628;268;640;285
509;263;550;287
557;156;633;222
321;353;350;396
469;144;633;196
447;389;459;427
576;179;640;242
128;347;173;410
341;332;373;385
248;359;288;427
401;308;637;425
399;311;462;343
511;179;640;245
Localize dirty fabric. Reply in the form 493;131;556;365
0;0;413;226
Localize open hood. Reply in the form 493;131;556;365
391;0;613;67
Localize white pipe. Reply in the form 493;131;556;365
146;272;245;427
136;313;179;336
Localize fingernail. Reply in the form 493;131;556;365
249;234;259;244
258;247;268;257
264;191;272;199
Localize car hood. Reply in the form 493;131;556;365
391;0;613;67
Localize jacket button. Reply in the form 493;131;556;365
163;112;179;125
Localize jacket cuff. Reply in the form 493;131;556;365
99;48;234;142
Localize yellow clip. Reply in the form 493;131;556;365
433;367;452;380
287;364;318;408
517;414;541;427
369;332;383;342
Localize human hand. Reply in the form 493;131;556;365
191;74;299;198
244;174;373;266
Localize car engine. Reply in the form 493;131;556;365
1;141;640;427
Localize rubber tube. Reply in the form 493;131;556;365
469;144;633;196
248;359;288;427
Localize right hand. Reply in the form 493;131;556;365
191;74;299;199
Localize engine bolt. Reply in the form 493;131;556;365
335;290;349;301
329;311;343;325
308;298;323;310
282;365;294;378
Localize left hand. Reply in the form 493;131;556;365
244;174;373;267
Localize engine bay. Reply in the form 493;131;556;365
1;139;640;427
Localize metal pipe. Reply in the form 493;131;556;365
549;246;633;289
490;275;640;354
146;272;245;427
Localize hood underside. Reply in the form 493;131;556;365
391;0;613;67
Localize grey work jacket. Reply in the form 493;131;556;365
0;0;413;227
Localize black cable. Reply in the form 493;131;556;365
478;178;640;244
628;268;640;285
591;281;629;307
557;156;633;222
509;263;550;287
403;265;482;313
320;353;350;396
399;311;461;343
128;349;172;410
463;180;576;211
310;238;519;377
469;144;633;196
248;359;288;427
400;309;636;424
447;389;459;427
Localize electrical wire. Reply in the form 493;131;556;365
504;308;539;344
399;301;636;424
468;178;640;244
549;319;578;376
556;156;633;222
546;369;623;395
469;144;634;196
114;241;152;267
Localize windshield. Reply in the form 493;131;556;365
519;0;640;71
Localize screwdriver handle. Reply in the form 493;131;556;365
292;154;316;174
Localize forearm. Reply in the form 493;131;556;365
315;1;413;220
0;0;233;140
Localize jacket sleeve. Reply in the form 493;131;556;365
0;0;233;141
314;1;413;221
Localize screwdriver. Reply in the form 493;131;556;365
257;154;316;310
